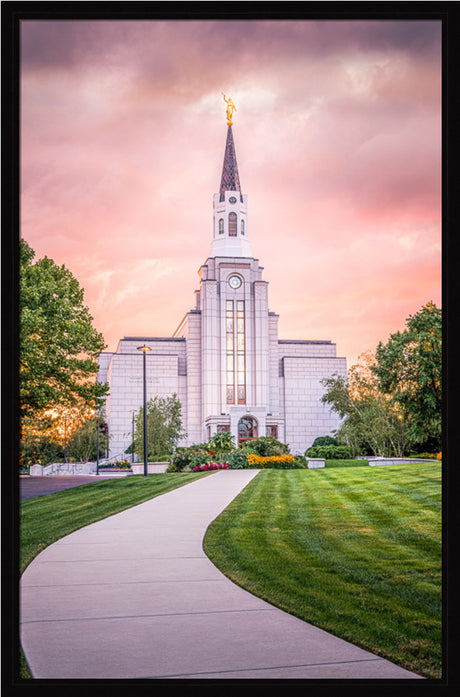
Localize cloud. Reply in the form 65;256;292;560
20;19;442;361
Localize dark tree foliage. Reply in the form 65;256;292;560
20;240;108;418
373;301;441;449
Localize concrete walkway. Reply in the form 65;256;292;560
20;470;423;680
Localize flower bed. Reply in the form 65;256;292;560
192;462;228;472
100;459;132;470
246;453;301;469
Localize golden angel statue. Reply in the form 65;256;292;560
222;93;237;125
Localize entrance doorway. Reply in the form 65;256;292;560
238;416;258;445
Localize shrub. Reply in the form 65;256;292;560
240;436;289;456
169;443;210;472
208;432;236;460
246;454;301;469
21;435;64;466
226;449;249;469
190;451;211;469
407;452;440;460
312;436;339;447
305;444;352;460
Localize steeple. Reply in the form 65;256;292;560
219;126;242;202
210;96;252;258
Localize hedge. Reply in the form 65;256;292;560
305;444;352;460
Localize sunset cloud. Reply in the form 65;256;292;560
20;19;441;367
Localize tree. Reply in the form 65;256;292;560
20;414;65;465
321;351;409;457
373;302;441;450
19;239;108;418
134;394;185;462
66;418;109;462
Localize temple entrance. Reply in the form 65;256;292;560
238;416;258;445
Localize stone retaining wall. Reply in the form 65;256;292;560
131;463;169;474
30;462;98;476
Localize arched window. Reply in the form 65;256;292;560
228;212;237;237
238;416;258;445
218;218;224;235
241;219;245;235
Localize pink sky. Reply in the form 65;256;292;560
20;19;442;368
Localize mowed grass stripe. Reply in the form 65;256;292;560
203;464;441;678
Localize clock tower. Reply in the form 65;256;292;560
177;112;278;445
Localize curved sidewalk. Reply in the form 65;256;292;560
21;470;423;680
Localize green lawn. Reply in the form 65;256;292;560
203;463;442;679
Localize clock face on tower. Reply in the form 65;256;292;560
229;196;237;204
228;275;242;289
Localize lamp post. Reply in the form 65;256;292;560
63;416;67;463
398;413;404;457
131;409;136;465
96;413;100;476
137;345;151;476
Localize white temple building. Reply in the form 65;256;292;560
98;116;346;458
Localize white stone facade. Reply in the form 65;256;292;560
98;125;346;458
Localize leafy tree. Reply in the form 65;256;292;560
66;418;108;462
20;413;64;465
134;394;185;462
321;351;409;457
19;239;108;418
373;301;441;450
20;423;65;465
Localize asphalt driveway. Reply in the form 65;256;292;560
20;475;125;500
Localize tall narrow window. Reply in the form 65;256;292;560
226;300;234;404
218;218;224;234
241;219;245;235
228;212;237;237
236;301;246;404
226;300;246;405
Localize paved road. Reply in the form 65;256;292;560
20;470;423;680
20;475;127;500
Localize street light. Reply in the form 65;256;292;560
63;416;67;463
131;409;136;465
96;413;100;476
137;345;152;476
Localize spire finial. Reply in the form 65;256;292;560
222;93;237;126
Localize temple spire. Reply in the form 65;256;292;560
211;96;251;258
219;125;242;202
